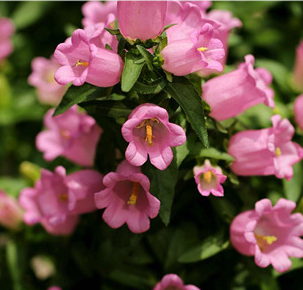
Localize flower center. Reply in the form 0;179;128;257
203;170;213;183
136;118;159;146
60;129;71;139
75;60;89;67
59;193;68;202
254;233;277;252
197;46;208;52
127;182;140;206
275;147;281;156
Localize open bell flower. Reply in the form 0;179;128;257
228;115;303;180
36;106;102;167
153;274;200;290
121;103;186;170
94;160;160;234
19;166;104;236
230;198;303;273
117;1;167;42
202;54;274;121
193;159;227;197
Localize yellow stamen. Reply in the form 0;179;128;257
136;118;159;147
127;182;140;206
197;47;208;52
275;147;281;156
75;61;89;67
59;193;68;202
203;170;213;183
60;130;70;139
255;233;277;251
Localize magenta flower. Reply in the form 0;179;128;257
95;160;160;234
202;54;274;121
293;41;303;92
228;115;303;181
122;103;186;170
82;1;117;27
0;16;14;62
36;106;102;167
193;159;227;197
153;274;200;290
28;56;68;106
117;1;167;42
161;23;224;76
0;191;24;230
54;29;123;87
230;198;303;273
19;166;104;236
294;94;303;130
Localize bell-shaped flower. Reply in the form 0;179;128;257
202;54;274;121
54;28;123;87
36;106;102;167
0;191;24;230
161;23;224;76
19;166;104;236
228;115;303;180
28;56;67;106
193;159;227;197
122;103;186;170
293;41;303;92
82;1;117;27
0;15;14;62
117;1;167;42
230;198;303;273
153;274;200;290
95;160;160;234
294;94;303;130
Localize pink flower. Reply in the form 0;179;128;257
0;191;23;230
202;54;274;121
54;29;123;87
121;103;186;170
36;106;102;167
230;198;303;273
82;1;117;27
28;56;68;106
228;115;303;181
161;23;224;76
193;159;227;197
153;274;200;290
117;1;167;41
294;94;303;130
293;41;303;92
0;16;14;62
95;160;160;233
47;287;62;290
19;166;104;236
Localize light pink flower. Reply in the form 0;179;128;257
230;198;303;273
202;54;274;121
95;160;160;234
47;287;62;290
122;103;186;170
117;1;167;41
28;56;68;106
193;159;227;197
293;41;303;92
153;274;200;290
294;94;303;130
19;166;104;236
228;115;303;181
161;23;224;76
0;16;14;62
36;106;102;167
82;1;117;27
0;191;23;230
54;29;123;87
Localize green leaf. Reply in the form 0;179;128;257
121;52;145;92
132;77;167;95
283;162;303;202
164;76;208;147
178;231;229;263
54;83;108;116
136;45;154;71
6;240;22;290
104;28;121;35
175;132;196;166
192;147;235;162
0;177;28;198
142;156;178;226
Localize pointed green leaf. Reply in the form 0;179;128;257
121;52;145;92
132;77;167;94
164;76;208;147
283;162;303;202
136;45;154;71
